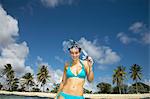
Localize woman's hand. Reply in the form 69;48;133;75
85;56;94;82
86;56;94;69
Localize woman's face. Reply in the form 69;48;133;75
70;47;80;61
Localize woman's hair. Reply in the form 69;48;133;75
68;41;81;52
68;46;81;52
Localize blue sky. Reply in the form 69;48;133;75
0;0;149;91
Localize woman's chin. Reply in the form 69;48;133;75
72;58;79;61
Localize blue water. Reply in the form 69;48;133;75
0;94;53;99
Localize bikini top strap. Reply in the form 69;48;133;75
69;61;72;68
69;60;85;70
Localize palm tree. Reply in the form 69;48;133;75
2;64;13;76
51;83;60;93
11;78;19;91
129;64;142;93
2;64;16;91
37;65;50;92
6;70;15;91
22;73;34;91
113;66;126;94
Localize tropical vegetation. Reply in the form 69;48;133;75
0;63;149;94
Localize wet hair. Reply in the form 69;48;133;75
68;41;81;52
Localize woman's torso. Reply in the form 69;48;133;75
62;60;86;96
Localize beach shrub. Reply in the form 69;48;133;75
84;88;92;93
97;82;112;94
128;82;150;94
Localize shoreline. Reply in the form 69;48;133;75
0;91;150;99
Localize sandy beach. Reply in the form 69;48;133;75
0;91;150;99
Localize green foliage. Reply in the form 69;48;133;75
97;82;112;93
50;83;60;93
129;64;142;93
17;85;26;92
128;82;150;94
83;88;92;93
22;72;35;91
31;87;41;92
112;65;126;94
11;78;19;91
2;64;19;91
0;63;148;94
112;84;128;94
37;65;50;92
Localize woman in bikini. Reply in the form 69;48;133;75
55;41;94;99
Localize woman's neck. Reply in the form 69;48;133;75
72;59;80;65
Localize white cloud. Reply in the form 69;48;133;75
78;37;120;65
129;22;144;33
0;5;33;77
24;66;34;74
0;42;31;74
1;42;29;60
78;38;102;60
117;21;150;45
41;0;74;8
50;69;63;84
0;5;19;48
97;46;120;64
117;32;137;44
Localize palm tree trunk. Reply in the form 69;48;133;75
28;85;29;91
118;83;121;94
122;82;125;94
40;82;42;92
43;85;44;92
8;81;11;91
136;80;138;94
119;85;121;94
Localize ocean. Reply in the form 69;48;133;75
0;94;53;99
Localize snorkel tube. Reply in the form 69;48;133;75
67;39;90;61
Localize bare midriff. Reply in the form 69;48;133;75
62;77;85;96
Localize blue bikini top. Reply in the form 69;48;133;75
66;60;86;79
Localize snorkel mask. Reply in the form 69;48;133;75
66;39;88;60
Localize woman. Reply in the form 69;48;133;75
55;41;94;99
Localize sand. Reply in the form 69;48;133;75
0;90;150;99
